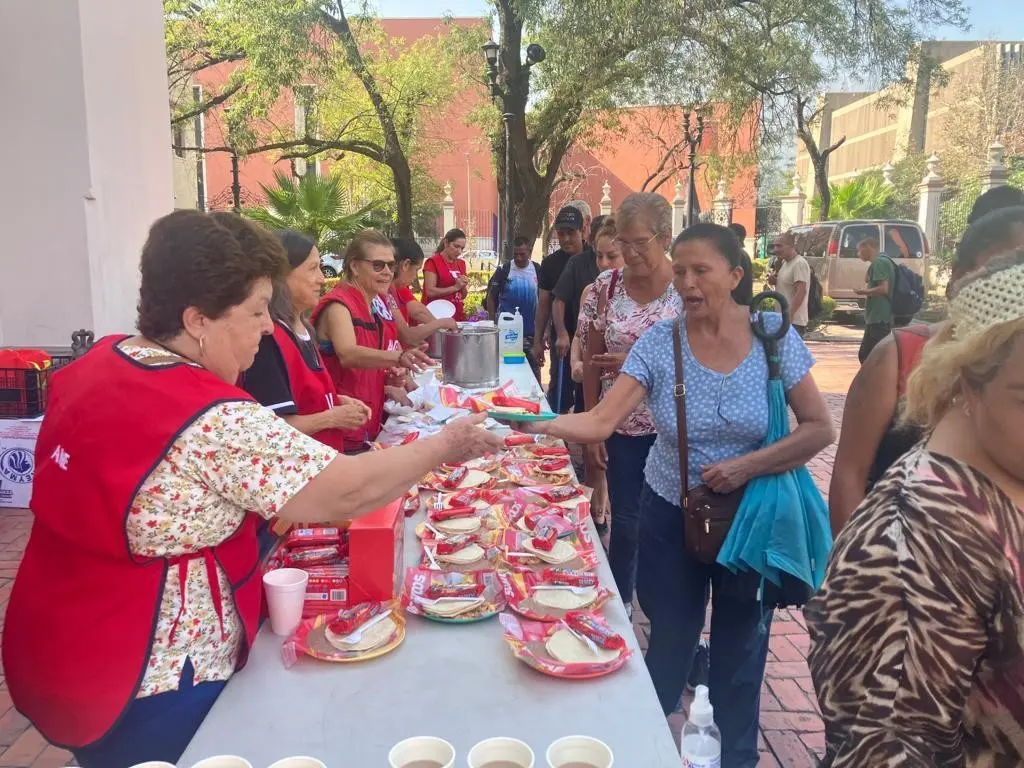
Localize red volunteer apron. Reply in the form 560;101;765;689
312;283;400;451
425;253;467;321
271;322;345;451
2;337;262;748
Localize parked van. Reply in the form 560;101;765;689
786;219;929;316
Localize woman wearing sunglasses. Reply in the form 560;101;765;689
313;229;432;452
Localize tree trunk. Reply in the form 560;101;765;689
812;153;831;221
795;95;846;223
388;152;415;238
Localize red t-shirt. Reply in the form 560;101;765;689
389;284;417;325
424;254;468;321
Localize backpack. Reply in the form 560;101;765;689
807;269;824;320
489;260;540;305
881;256;925;318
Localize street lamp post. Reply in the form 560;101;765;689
482;39;545;266
682;109;705;229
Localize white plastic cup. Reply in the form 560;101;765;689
127;763;177;768
267;758;327;768
467;737;535;768
263;568;309;636
546;736;614;768
187;757;253;768
389;736;456;768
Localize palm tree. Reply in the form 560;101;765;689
810;175;894;221
243;170;381;260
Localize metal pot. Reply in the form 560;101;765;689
441;325;499;389
426;328;445;359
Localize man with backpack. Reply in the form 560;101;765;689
854;237;895;363
772;231;813;336
486;236;541;378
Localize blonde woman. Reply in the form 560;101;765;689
807;251;1024;766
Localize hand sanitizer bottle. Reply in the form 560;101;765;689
680;685;721;767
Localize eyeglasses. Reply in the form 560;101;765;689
357;259;395;273
613;233;660;254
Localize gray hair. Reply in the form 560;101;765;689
567;199;592;220
616;192;672;238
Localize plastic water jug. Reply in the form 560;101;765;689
680;685;721;767
497;308;525;363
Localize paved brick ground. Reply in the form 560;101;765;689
0;340;858;767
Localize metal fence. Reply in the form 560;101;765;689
753;204;783;260
936;186;978;267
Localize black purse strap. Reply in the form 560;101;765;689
672;317;688;510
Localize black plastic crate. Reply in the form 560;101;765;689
0;366;51;418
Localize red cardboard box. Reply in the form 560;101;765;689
347;498;404;604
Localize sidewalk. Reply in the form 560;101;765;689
0;341;858;767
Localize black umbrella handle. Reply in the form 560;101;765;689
750;290;790;380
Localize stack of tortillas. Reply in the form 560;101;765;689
435;542;486;565
420;596;485;618
545;629;619;664
438;493;490;511
325;616;397;653
532;586;598;611
523;538;576;565
432;514;482;535
448;469;491;489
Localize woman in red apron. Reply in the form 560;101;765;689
389;236;458;342
312;230;432;452
422;227;469;321
2;212;504;768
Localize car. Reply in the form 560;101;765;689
785;219;929;323
320;252;344;278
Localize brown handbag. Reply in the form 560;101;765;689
672;317;746;564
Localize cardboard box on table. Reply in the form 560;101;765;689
0;419;42;509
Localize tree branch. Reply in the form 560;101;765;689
172;136;385;163
170;81;245;125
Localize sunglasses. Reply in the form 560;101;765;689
357;259;395;273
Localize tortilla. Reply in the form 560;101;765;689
439;494;490;511
325;616;397;653
545;628;619;664
436;542;485;565
554;494;588;510
523;538;577;565
464;456;499;472
488;404;533;416
433;515;482;535
421;597;484;618
532;586;598;610
455;469;491;489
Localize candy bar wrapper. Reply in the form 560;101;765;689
441;466;468;489
526;445;570;458
418;540;502;572
491;394;541;414
498;570;612;622
401;568;505;617
539;458;570;473
499;613;632;678
282;599;403;668
428;505;477;522
531;525;558;551
493;501;546;528
565;610;627;650
511;487;591;520
419;471;498;493
284;527;342;548
402;490;421;517
543;568;599;587
326;601;381;635
434;534;475;555
503;433;540;448
496;529;599;572
283;545;342;567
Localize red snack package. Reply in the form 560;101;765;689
531;526;558;552
327;602;380;635
539;458;570;473
402;492;420;517
441;466;468;489
427;580;485;599
532;446;569;457
284;527;341;548
449;489;479;507
401;431;420;445
539;485;583;503
434;535;473;555
283;545;341;566
543;568;598;587
492;395;541;414
503;434;537;447
565;611;626;650
429;505;477;522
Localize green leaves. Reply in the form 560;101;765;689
810;175;894;221
242;170;382;253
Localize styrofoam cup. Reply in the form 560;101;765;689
127;763;177;768
467;737;534;768
187;757;253;768
263;568;308;636
546;736;614;767
267;758;327;768
389;736;456;768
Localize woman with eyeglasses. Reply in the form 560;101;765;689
313;229;432;453
575;197;680;615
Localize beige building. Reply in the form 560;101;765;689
795;41;1024;200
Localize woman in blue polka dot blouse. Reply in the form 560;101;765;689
518;222;835;767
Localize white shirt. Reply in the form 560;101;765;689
777;255;812;327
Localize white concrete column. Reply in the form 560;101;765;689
918;155;944;279
600;181;612;216
442;181;456;233
712;179;733;225
780;172;806;230
0;0;174;347
882;162;895;186
981;140;1008;193
672;180;686;236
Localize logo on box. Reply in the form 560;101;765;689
0;448;33;484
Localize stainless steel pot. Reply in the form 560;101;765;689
426;328;445;359
440;325;499;388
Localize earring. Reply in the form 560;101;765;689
198;335;208;358
962;399;972;418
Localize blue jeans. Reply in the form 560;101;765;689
605;432;655;606
73;659;227;768
637;484;771;768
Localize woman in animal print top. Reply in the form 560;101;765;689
806;250;1024;766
